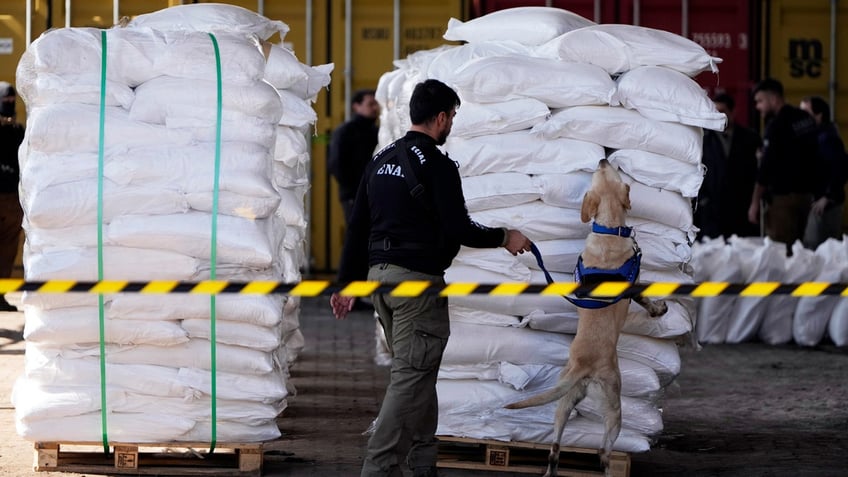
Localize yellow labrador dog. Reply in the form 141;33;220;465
506;159;667;477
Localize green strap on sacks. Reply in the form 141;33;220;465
207;31;223;453
94;30;223;453
97;29;108;454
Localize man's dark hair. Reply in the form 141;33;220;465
712;92;735;111
351;89;375;105
753;78;784;97
802;95;831;124
409;79;460;125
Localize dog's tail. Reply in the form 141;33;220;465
503;369;588;410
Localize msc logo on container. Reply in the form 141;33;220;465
788;38;824;78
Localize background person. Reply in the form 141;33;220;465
747;78;824;254
800;95;848;249
330;79;531;477
0;82;24;311
328;89;380;225
695;93;762;240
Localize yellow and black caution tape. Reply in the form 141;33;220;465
1;279;848;298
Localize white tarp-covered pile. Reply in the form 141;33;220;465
12;4;331;443
691;235;848;347
375;6;722;452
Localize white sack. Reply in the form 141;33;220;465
446;131;604;177
451;98;550;138
793;238;847;346
127;3;289;40
449;56;615;108
692;238;740;343
181;319;281;352
462;172;541;212
130;76;283;125
609;149;705;198
760;241;821;344
442;7;594;46
107;213;274;267
534;23;720;75
613;66;726;130
263;43;309;89
23;306;187;346
21;28;268;88
25;246;200;281
470;201;590;241
534;106;704;165
724;237;786;343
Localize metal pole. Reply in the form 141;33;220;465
66;0;71;28
393;0;400;61
594;0;601;23
344;0;352;121
257;0;264;16
303;0;314;276
114;0;119;26
830;0;837;121
25;0;32;47
681;0;689;37
633;0;640;26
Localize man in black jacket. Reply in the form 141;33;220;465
330;79;531;477
695;93;762;240
0;82;23;311
328;89;380;225
748;78;824;253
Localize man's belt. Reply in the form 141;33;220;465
369;238;430;251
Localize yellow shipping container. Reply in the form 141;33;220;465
764;0;847;138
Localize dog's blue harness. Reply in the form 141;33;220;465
531;223;642;309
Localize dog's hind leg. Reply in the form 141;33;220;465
595;375;623;477
544;378;589;477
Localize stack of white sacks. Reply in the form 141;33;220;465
12;4;330;443
692;235;848;347
376;7;724;452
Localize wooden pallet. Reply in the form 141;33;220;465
437;436;630;477
34;441;263;476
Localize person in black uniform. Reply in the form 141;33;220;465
800;95;848;249
0;82;24;311
748;78;824;253
328;89;380;225
330;79;532;477
695;93;762;240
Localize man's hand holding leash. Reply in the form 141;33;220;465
503;229;532;256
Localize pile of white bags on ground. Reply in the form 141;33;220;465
691;235;848;347
376;6;721;452
12;4;330;443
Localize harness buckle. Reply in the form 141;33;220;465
382;237;391;251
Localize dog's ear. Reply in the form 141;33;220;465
580;190;599;223
620;183;631;210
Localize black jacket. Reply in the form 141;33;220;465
0;121;24;194
696;123;762;239
816;122;848;208
328;114;378;201
337;131;505;281
757;104;824;198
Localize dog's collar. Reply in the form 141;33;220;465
592;222;633;238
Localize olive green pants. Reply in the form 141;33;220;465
361;263;449;477
765;193;812;251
